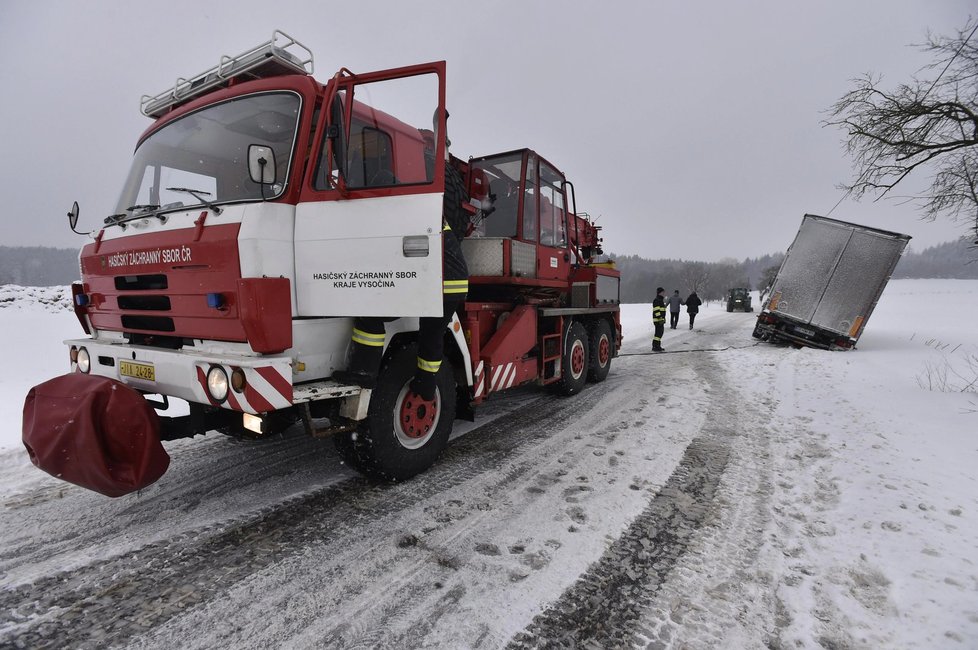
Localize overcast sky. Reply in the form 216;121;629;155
0;1;973;262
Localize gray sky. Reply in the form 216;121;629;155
0;0;973;262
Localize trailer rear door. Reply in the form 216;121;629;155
812;228;909;338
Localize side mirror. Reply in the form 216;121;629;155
248;145;276;184
67;201;84;234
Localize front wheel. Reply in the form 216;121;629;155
333;342;456;481
552;321;589;396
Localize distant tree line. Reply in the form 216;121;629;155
614;237;978;303
0;246;80;287
613;253;785;303
892;238;978;279
0;239;975;295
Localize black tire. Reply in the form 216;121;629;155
553;321;589;396
333;342;456;481
587;320;614;383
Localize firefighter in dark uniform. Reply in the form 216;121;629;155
411;168;469;400
335;164;468;395
652;287;666;351
335;111;468;401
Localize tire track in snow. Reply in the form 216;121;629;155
507;437;731;649
508;337;775;648
294;367;665;649
0;378;624;650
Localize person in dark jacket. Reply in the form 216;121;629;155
652;287;666;351
667;289;684;329
685;291;702;329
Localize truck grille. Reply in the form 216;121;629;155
121;315;176;332
117;295;172;311
115;274;168;291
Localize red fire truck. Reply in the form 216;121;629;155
23;31;621;495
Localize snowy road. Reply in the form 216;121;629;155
2;287;977;649
0;309;778;649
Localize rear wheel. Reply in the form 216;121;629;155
552;321;589;396
333;342;456;481
587;320;614;383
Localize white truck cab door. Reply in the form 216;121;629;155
295;63;447;318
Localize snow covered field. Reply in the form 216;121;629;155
1;279;976;648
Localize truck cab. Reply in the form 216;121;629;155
30;31;622;496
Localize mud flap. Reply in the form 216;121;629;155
22;374;169;497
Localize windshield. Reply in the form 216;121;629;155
114;92;301;214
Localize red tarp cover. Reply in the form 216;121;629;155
22;374;169;497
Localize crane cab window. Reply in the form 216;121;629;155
522;154;538;242
469;152;523;238
539;161;567;247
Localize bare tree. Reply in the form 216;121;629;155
757;264;781;304
826;18;978;243
682;262;710;295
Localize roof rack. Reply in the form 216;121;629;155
140;30;314;119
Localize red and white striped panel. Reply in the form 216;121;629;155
489;361;518;394
474;360;486;398
195;365;293;414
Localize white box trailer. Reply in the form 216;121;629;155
753;214;910;350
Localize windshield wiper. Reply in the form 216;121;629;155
165;187;223;215
103;204;165;227
128;204;160;213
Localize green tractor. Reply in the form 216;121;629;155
726;288;753;312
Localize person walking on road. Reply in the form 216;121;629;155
685;291;702;330
652;287;667;351
667;289;684;329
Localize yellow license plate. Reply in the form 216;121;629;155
119;360;156;382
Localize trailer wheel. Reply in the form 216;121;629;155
334;342;456;481
587;320;614;383
553;321;589;396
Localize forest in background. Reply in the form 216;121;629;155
1;238;975;303
0;247;80;288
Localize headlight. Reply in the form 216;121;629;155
206;366;229;402
76;347;91;373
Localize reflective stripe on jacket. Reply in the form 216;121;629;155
652;296;667;324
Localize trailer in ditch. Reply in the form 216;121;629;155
753;214;910;350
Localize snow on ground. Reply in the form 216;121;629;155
1;279;977;647
0;286;78;496
619;280;978;647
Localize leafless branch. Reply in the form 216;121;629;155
826;18;978;241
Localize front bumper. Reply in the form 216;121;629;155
65;337;294;414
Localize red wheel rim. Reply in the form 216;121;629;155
571;340;585;377
599;335;610;366
399;391;438;440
